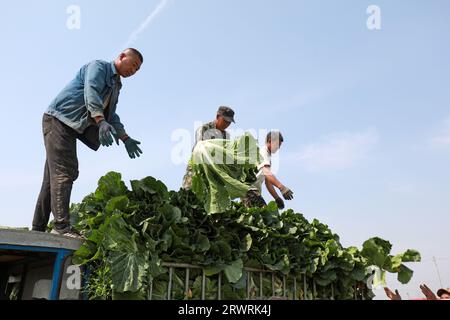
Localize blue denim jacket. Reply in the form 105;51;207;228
46;60;126;138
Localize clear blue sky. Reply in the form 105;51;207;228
1;0;449;299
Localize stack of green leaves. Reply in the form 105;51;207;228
72;172;421;300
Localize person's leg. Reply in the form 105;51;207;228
182;164;194;190
44;115;79;233
32;159;51;231
32;115;54;231
242;189;267;208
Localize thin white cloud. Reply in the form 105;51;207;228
273;89;331;112
430;117;450;148
268;82;354;113
290;128;379;172
121;0;170;49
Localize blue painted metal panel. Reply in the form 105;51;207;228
0;243;74;300
0;244;66;254
49;249;71;300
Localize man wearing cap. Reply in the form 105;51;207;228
437;287;450;299
182;106;235;190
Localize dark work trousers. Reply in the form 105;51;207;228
32;114;80;232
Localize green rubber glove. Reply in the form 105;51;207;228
124;138;143;159
98;120;117;147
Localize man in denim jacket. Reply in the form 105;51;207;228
32;48;144;238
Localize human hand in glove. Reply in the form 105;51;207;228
124;138;143;159
98;120;117;147
280;186;294;200
275;197;285;210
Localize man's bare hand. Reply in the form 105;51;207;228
420;284;438;300
384;287;402;300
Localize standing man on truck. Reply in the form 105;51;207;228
182;106;236;190
242;131;294;210
32;48;144;238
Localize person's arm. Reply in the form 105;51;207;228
263;166;285;209
193;126;206;150
265;175;281;200
384;287;402;300
262;166;294;201
84;61;107;121
110;112;128;142
94;116;104;124
420;284;438;300
262;166;284;190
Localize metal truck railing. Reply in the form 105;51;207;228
146;262;350;300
